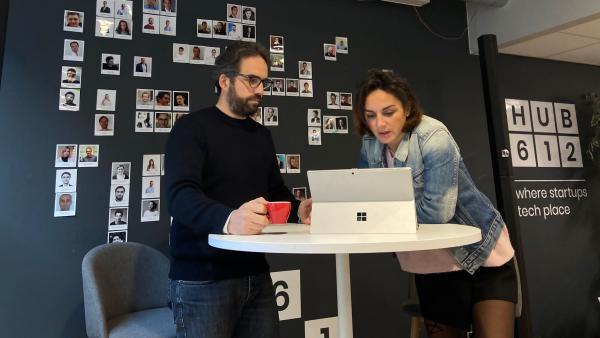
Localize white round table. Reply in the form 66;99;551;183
209;223;481;338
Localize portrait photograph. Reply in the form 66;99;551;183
61;66;82;89
340;92;353;110
324;43;337;61
59;88;80;111
96;0;115;18
142;14;160;34
241;6;256;24
154;112;172;132
242;24;256;42
262;78;271;96
55;144;78;168
95;114;115;136
307;109;322;127
271;78;285;96
204;47;220;65
108;184;128;215
285;78;299;97
108;230;127;243
96;89;117;111
263;107;278;126
111;162;131;183
143;0;160;14
114;18;133;40
108;208;129;231
285;154;301;174
270;53;284;72
54;192;77;217
189;45;204;64
64;10;84;33
95;17;115;38
336;116;349;134
115;0;133;19
100;53;121;75
323;116;336;133
212;21;227;39
173;112;188;125
327;92;340;109
134;56;152;77
161;0;177;16
292;187;307;201
78;145;100;167
298;61;312;79
136;89;154;109
276;154;286;173
160;16;176;35
135;111;154;132
249;108;262;125
143;154;161;176
227;22;242;41
55;169;78;193
270;35;284;53
154;90;172;110
141;176;161;199
63;39;84;62
227;3;241;22
308;127;322;146
172;91;190;111
173;43;190;63
197;19;212;38
141;199;160;222
336;36;349;54
299;79;313;98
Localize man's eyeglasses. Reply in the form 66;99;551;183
235;73;272;90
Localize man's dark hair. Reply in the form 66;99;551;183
67;68;76;73
114;209;124;216
70;41;79;47
65;91;75;97
61;171;71;178
99;115;108;123
213;41;269;94
105;56;113;62
115;185;125;192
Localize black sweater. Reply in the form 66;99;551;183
166;106;299;281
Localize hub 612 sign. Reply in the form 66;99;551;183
505;99;583;168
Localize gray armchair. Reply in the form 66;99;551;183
82;242;175;338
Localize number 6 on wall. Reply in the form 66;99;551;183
271;270;302;321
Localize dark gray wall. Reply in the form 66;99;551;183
1;0;597;337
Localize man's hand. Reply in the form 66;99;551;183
298;198;312;224
227;197;269;235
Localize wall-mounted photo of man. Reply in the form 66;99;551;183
161;0;177;16
197;19;212;38
136;89;154;109
134;56;152;77
300;79;313;98
101;53;120;75
108;230;127;243
242;24;256;42
111;162;131;182
64;10;84;33
54;192;76;217
55;169;78;193
61;66;82;88
227;22;242;40
78;145;99;167
109;184;130;208
55;144;78;168
173;91;190;111
270;35;284;53
307;109;321;126
204;47;220;65
154;90;172;110
95;114;115;136
324;43;337;61
271;78;285;96
96;89;117;111
142;176;161;199
212;20;227;39
227;4;241;22
298;61;312;79
263;107;278;126
336;36;348;54
336;116;349;134
96;0;114;17
173;43;190;63
142;14;159;34
292;187;307;201
141;199;160;222
340;92;353;110
143;0;159;14
270;53;284;72
63;39;84;62
285;78;299;97
115;0;133;19
59;89;80;111
286;154;301;174
155;112;172;132
189;45;204;64
327;91;340;109
108;207;128;231
160;16;176;36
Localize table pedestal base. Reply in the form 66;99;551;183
336;253;353;338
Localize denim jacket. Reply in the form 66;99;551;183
358;115;505;274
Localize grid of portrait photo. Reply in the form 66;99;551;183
196;4;256;43
107;161;131;243
143;0;178;36
141;154;162;223
96;0;133;40
172;43;221;66
134;89;190;133
323;36;349;61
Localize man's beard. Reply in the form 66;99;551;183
227;86;261;117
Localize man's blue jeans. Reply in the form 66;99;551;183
168;273;280;338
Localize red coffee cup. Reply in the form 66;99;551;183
266;201;291;224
